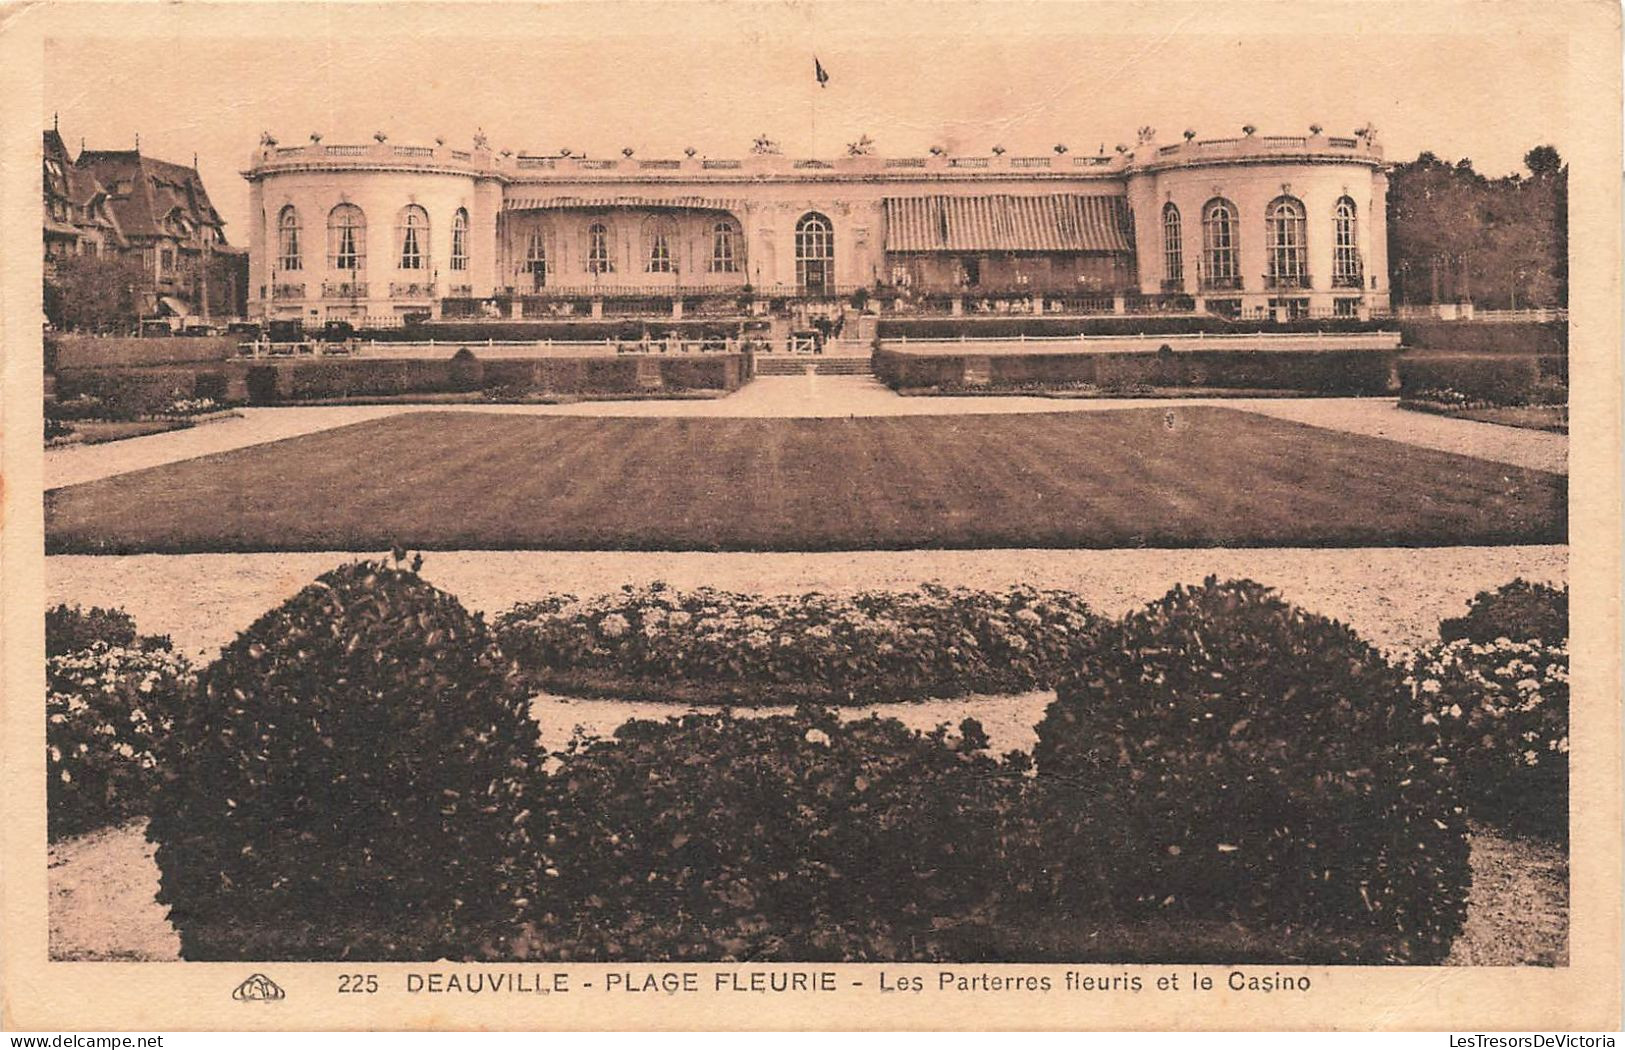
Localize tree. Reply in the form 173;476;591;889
1524;145;1564;179
45;253;151;332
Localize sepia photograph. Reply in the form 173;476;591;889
2;0;1619;1033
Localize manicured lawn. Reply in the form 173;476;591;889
45;407;1566;554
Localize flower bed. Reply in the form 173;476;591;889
48;643;192;841
495;583;1102;704
1410;638;1568;842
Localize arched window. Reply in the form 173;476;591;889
709;219;740;273
450;208;469;272
586;221;614;274
327;203;366;271
1332;197;1361;288
1201;198;1239;290
644;217;677;273
276;205;301;271
525;230;547;288
397;205;429;270
795;212;834;294
1161;203;1183;289
1266;196;1308;288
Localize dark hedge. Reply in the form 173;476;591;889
1397;354;1560;406
46;603;172;657
147;559;544;960
1439;579;1568;644
520;710;1040;962
1033;578;1471;963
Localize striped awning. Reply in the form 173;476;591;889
504;195;743;213
883;194;1133;253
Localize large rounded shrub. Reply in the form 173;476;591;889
147;559;543;960
1033;578;1470;963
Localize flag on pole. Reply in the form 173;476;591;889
814;56;829;87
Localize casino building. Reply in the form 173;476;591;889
243;125;1390;325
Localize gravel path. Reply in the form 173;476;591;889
45;379;1566;488
47;545;1566;664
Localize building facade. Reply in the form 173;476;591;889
44;126;249;322
244;126;1390;324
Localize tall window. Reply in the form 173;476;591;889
1161;203;1183;288
525;231;547;286
586;221;613;274
397;205;429;270
1201;198;1239;289
709;219;739;273
1266;196;1308;287
795;212;834;293
450;208;469;271
644;218;676;273
276;205;302;271
1332;197;1361;287
327;204;366;270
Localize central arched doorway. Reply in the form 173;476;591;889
796;212;833;296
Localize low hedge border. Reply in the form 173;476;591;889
873;347;1397;396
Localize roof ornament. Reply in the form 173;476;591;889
750;133;781;155
991;144;1006;156
684;146;697;158
1136;126;1156;145
434;135;445;146
310;132;322;143
1053;143;1068;155
846;133;875;156
373;130;388;143
1242;124;1256;136
1309;123;1323;136
259;131;277;148
1183;129;1196;141
928;144;945;156
1355;123;1379;143
473;128;490;149
621;147;635;157
559;147;572;156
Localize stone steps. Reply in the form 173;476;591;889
753;354;875;376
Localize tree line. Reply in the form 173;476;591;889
1387;145;1567;310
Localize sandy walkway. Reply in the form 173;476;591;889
46;378;1567;488
48;545;1565;663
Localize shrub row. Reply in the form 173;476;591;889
1398;320;1567;355
46;335;238;370
494;583;1101;704
874;347;1397;395
142;563;1476;962
243;353;748;403
1397;354;1567;407
52;368;206;421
